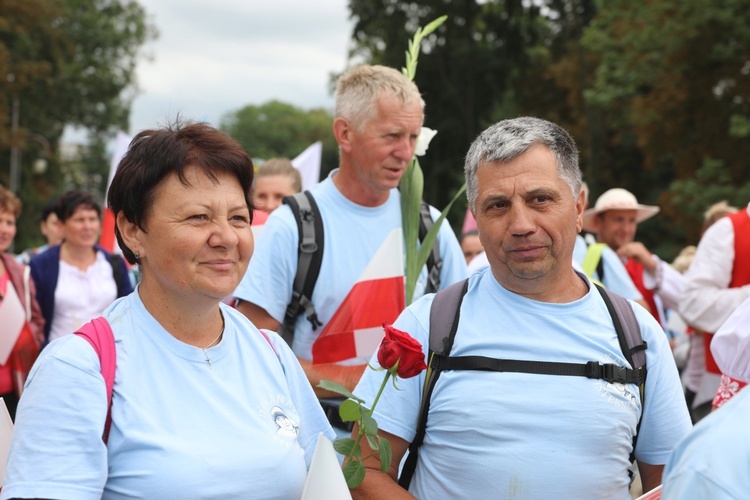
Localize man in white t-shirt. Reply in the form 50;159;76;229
352;117;690;498
234;65;467;401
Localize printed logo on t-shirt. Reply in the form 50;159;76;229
258;395;301;449
271;405;299;438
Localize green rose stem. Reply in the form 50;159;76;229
341;362;397;488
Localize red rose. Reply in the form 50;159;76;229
377;323;428;379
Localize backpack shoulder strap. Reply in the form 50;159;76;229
398;278;468;489
74;316;116;443
418;200;442;294
594;284;647;399
594;282;648;472
279;191;324;347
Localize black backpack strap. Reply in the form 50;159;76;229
418;200;442;294
279;191;324;347
108;252;126;298
428;355;643;385
398;278;468;489
595;283;647;477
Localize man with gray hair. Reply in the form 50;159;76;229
351;117;690;498
234;65;466;414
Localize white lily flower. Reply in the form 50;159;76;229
415;127;438;156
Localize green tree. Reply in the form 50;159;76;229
1;0;156;249
220;100;339;178
582;0;750;251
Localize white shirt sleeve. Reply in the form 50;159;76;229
679;217;750;332
643;257;684;311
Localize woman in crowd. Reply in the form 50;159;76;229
29;190;133;345
253;157;302;213
2;123;334;498
0;186;44;419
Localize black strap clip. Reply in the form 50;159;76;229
603;363;629;384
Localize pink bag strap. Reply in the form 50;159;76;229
258;328;278;356
74;316;116;443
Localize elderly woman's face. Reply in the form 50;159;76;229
137;165;253;302
0;210;17;253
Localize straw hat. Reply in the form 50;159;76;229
582;188;660;233
710;298;750;383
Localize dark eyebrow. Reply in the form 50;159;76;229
525;188;558;198
482;194;510;206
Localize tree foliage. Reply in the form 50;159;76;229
582;0;750;249
1;0;155;249
220;100;339;178
346;0;750;257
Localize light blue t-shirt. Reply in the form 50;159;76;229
1;291;335;499
574;234;643;301
234;171;468;362
662;386;750;499
354;268;691;499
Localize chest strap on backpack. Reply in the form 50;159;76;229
280;191;324;346
428;355;643;385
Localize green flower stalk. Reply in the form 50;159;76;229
399;15;467;305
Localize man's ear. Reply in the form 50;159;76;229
575;189;586;233
116;212;144;259
333;117;353;153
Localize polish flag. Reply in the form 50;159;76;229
99;132;133;253
312;229;405;365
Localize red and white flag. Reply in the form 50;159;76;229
312;229;405;365
99;132;133;253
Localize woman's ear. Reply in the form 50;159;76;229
116;212;144;259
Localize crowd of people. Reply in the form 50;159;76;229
0;63;746;498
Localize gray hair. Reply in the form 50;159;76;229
335;65;424;131
464;117;582;210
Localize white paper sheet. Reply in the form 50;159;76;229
0;282;26;365
301;433;351;500
0;398;14;486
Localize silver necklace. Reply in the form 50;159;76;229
202;321;225;367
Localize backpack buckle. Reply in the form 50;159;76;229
585;361;600;379
300;208;315;223
602;364;628;384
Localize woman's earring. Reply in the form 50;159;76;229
134;251;140;263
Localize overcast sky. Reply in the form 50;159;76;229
71;0;355;141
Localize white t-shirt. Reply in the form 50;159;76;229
355;268;691;499
49;251;117;342
1;290;335;499
234;171;468;362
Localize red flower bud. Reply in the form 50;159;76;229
377;323;428;379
